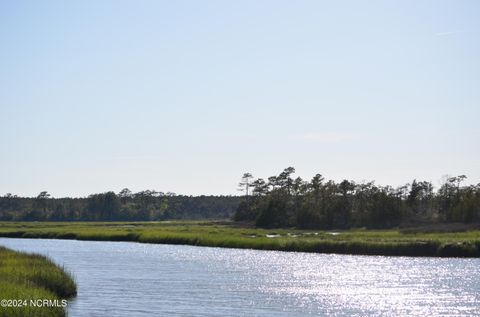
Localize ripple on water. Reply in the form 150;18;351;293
0;238;479;316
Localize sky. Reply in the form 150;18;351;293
0;0;479;197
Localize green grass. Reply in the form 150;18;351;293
0;246;76;317
0;221;479;257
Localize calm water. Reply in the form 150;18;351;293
1;238;479;316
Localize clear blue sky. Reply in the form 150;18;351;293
1;0;479;197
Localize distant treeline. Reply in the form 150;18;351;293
234;167;480;229
0;189;241;221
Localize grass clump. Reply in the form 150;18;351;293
0;246;76;317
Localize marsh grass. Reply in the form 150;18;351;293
0;221;479;257
0;246;76;317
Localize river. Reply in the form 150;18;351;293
0;238;479;316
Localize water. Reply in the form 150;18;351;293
0;238;479;316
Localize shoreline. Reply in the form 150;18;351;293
0;245;77;317
1;233;478;258
0;221;479;258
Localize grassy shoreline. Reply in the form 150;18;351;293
0;221;479;258
0;245;76;317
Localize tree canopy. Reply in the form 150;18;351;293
234;168;480;229
0;190;241;221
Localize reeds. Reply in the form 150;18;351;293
0;221;479;257
0;246;76;317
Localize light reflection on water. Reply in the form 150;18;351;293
0;238;479;316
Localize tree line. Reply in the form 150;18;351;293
234;167;480;229
0;189;241;221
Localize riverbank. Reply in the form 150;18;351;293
0;245;76;317
0;221;479;257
